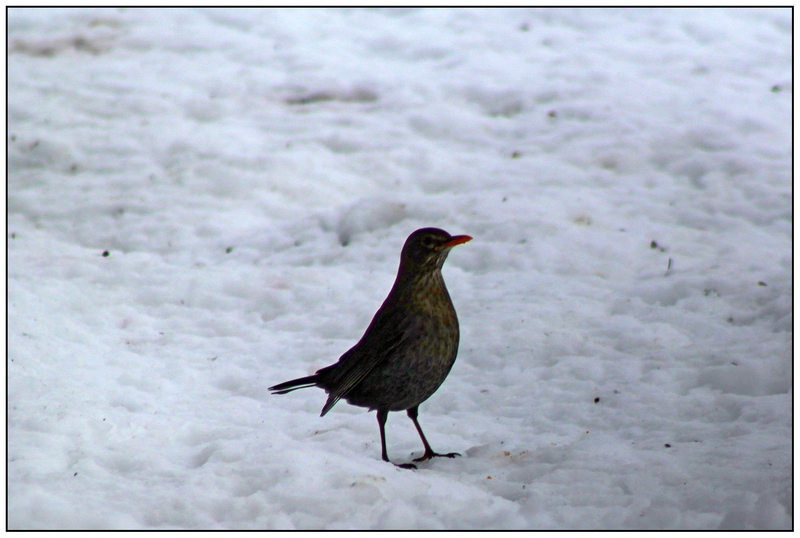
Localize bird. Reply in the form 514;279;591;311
269;227;471;468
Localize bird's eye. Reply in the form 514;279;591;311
422;236;434;247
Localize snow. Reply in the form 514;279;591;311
7;7;792;530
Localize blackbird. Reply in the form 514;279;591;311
269;227;471;468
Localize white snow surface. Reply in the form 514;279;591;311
7;7;792;530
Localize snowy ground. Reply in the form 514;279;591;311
7;7;792;530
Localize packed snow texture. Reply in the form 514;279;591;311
7;7;792;530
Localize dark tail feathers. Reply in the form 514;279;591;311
269;375;319;395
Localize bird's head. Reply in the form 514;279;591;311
399;228;472;274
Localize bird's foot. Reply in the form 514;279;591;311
384;455;417;469
413;450;461;463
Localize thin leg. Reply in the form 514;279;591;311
407;406;461;462
377;409;417;469
377;409;390;462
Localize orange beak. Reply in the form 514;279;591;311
441;235;472;248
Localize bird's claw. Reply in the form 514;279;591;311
413;451;461;463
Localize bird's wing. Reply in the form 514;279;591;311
319;307;412;416
319;330;404;416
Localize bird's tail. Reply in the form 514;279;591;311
269;375;319;394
